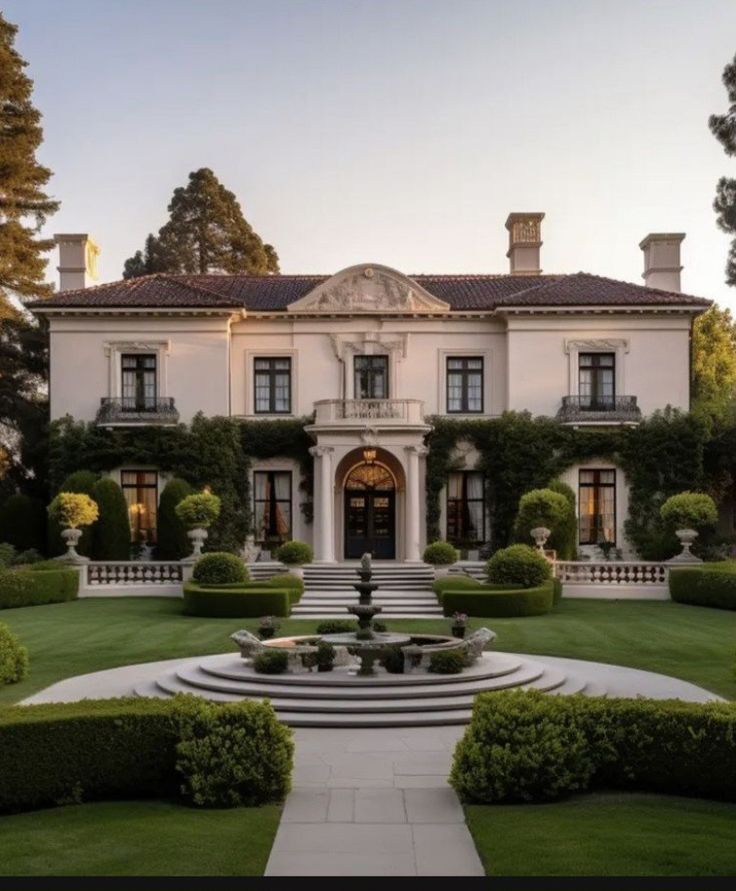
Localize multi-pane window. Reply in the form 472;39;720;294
578;353;615;409
121;354;157;411
447;357;483;413
446;472;486;545
253;471;292;543
121;470;158;544
354;356;388;399
254;358;291;414
579;469;616;545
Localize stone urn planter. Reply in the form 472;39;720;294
60;528;89;564
530;526;551;552
669;529;703;564
187;527;208;559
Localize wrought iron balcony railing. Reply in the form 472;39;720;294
313;399;426;424
557;395;641;424
96;397;179;426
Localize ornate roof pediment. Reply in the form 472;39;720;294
286;264;450;314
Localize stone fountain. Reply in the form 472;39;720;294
321;553;411;675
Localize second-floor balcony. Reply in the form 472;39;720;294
96;397;180;427
557;395;641;425
312;398;427;427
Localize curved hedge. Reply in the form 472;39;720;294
451;689;736;804
669;563;736;610
0;696;293;814
183;583;290;617
441;582;555;617
0;566;79;609
246;573;303;605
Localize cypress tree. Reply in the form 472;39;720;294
0;12;59;316
156;477;193;559
123;168;279;278
91;477;131;560
710;53;736;285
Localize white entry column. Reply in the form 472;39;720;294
309;445;335;563
404;445;428;563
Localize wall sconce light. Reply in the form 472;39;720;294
362;448;377;464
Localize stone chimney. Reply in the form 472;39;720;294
54;233;100;291
505;212;544;275
639;233;685;292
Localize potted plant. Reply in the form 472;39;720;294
174;490;222;558
274;540;313;580
660;491;718;563
315;641;336;673
257;615;280;640
47;492;99;563
450;611;468;639
422;540;459;579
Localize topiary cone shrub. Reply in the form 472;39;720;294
486;544;551;589
157;478;193;559
91;478;131;560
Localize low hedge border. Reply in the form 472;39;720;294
0;565;80;609
439;579;558;617
0;695;293;814
669;563;736;610
451;689;736;804
183;583;291;617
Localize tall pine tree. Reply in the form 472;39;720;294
0;12;59;316
123;168;279;277
710;52;736;286
0;13;57;499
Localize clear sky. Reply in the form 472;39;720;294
6;0;736;308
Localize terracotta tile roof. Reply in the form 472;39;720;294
27;270;710;312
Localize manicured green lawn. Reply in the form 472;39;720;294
465;793;736;876
0;800;280;876
1;596;735;704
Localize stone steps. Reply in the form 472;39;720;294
134;651;606;727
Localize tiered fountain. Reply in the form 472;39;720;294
320;553;411;675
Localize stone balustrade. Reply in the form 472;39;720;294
555;561;668;585
84;561;183;591
312;398;426;425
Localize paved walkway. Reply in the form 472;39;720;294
265;725;482;876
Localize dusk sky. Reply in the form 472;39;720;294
7;0;736;308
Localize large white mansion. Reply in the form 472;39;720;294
32;215;709;561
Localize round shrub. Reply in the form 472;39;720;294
175;698;293;807
12;549;43;566
157;478;193;560
91;478;131;561
275;540;313;566
0;495;46;553
487;544;551;589
513;488;575;559
660;491;718;531
175;491;222;529
0;622;28;685
48;492;99;530
423;540;458;566
428;649;466;674
192;552;248;585
253;649;289;675
450;690;595;803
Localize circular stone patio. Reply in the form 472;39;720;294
23;651;722;727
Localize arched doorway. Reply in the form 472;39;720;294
343;460;396;559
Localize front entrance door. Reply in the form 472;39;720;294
343;461;396;559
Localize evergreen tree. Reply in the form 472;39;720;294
91;477;131;560
691;305;736;424
710;53;736;285
123;168;279;277
156;477;193;559
0;13;59;316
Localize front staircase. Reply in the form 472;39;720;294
249;562;442;618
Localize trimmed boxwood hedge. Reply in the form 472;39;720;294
183;583;290;617
440;580;556;617
451;689;736;804
0;566;80;609
0;696;293;814
246;573;303;605
669;563;736;610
